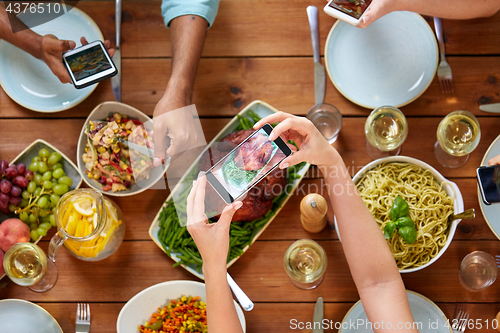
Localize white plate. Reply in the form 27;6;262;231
325;11;438;109
0;5;103;112
117;280;246;333
148;100;310;279
335;156;464;273
77;102;168;197
0;299;63;333
478;134;500;240
339;291;451;333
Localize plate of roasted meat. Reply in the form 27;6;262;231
148;100;310;279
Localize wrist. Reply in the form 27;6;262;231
202;261;227;278
29;32;44;60
164;76;193;103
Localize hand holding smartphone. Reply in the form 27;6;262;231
324;0;372;26
477;165;500;205
62;40;117;89
206;124;292;204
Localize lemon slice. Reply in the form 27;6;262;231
73;200;94;217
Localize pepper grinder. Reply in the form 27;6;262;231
300;193;328;233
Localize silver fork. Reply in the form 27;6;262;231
434;17;454;94
496;255;500;267
76;303;91;333
452;310;470;333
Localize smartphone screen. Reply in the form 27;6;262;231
328;0;372;19
206;124;291;204
63;41;117;89
477;165;500;205
66;44;112;81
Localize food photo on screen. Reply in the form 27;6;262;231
329;0;372;19
211;128;284;199
66;45;112;81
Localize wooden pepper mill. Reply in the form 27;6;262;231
300;193;328;233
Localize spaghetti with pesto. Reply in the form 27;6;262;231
356;162;454;270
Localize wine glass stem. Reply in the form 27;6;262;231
28;260;58;293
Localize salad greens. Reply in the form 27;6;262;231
222;152;259;188
384;195;417;244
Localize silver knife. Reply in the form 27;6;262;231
313;297;324;333
307;6;326;106
111;0;122;102
479;103;500;113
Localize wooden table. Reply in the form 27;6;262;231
1;1;500;332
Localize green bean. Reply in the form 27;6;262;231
173;261;182;267
248;110;261;123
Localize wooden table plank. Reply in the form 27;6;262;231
1;56;499;119
75;1;500;58
2;240;499;303
35;302;500;333
1;116;499;180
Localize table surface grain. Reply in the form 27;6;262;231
1;1;500;332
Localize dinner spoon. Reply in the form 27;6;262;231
448;208;475;223
227;273;254;311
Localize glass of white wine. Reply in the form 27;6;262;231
283;239;327;289
434;110;481;168
3;242;58;292
365;106;408;160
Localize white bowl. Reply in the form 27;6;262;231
334;156;464;273
77;102;167;197
117;280;246;333
0;299;63;332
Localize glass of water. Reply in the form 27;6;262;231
306;103;343;144
284;239;327;289
459;251;497;292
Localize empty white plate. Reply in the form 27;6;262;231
325;11;438;109
0;299;63;333
340;291;451;333
0;5;103;112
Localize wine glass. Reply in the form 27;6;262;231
365;106;408;160
434;110;480;168
283;239;327;289
3;242;58;292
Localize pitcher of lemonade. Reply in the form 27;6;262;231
48;188;125;262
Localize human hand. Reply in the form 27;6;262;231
488;154;500;166
186;174;243;271
355;0;402;29
253;112;340;168
40;35;115;84
152;100;204;166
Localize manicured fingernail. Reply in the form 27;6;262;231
280;162;289;169
363;15;369;24
234;202;243;210
253;121;260;129
197;171;205;179
153;157;161;167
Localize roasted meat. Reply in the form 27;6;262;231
199;129;288;222
234;132;274;171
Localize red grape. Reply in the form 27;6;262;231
17;163;26;175
0;179;12;194
4;167;16;178
0;160;7;175
0;193;8;204
8;195;21;206
0;200;8;212
13;175;28;188
25;170;34;181
10;185;21;197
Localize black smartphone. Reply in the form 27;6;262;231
206;123;292;204
477;165;500;205
62;40;117;89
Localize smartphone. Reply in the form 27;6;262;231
205;124;292;204
323;0;372;26
62;40;117;89
477;165;500;205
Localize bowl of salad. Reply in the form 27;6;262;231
77;102;167;197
